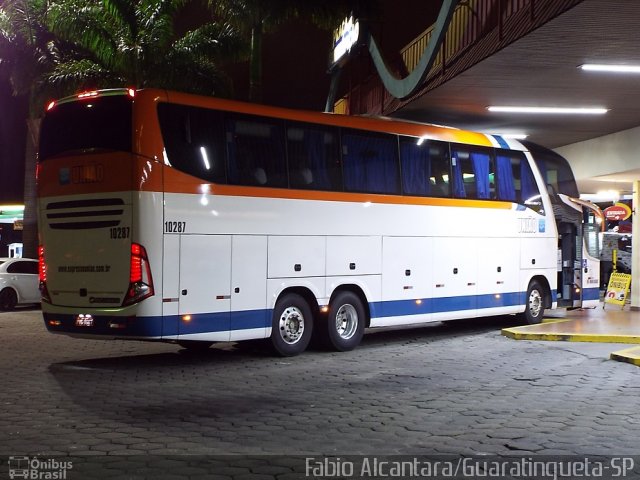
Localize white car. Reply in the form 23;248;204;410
0;258;40;310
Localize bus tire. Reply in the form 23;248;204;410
325;291;365;351
522;280;545;324
270;293;313;356
0;288;17;311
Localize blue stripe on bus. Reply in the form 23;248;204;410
370;291;524;318
493;135;510;149
582;287;600;301
43;309;270;338
174;309;270;335
44;288;568;338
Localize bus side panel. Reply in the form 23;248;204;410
431;237;478;321
267;236;325;278
476;237;521;314
229;235;269;341
520;237;556;271
326;236;381;276
161;233;180;339
520;236;557;304
177;235;231;342
378;236;433;326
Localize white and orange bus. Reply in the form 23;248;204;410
37;88;601;356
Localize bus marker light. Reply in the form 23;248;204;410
415;299;423;305
109;321;127;330
48;320;62;327
320;306;329;313
182;315;192;322
77;91;99;99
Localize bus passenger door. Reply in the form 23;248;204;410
579;221;601;308
178;235;231;341
557;222;578;308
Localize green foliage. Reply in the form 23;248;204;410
45;0;246;96
0;0;60;114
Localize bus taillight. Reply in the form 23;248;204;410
124;243;154;306
38;245;51;303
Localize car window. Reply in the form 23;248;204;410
6;261;37;274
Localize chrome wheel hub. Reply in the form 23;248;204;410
335;304;358;340
279;306;305;344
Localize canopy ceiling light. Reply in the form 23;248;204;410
580;64;640;73
487;106;608;114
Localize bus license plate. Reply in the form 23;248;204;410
75;314;94;327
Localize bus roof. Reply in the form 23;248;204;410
46;87;527;152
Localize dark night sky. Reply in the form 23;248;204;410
0;0;439;204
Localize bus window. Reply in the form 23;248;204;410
226;115;287;188
39;95;132;161
342;130;400;194
286;123;342;191
450;146;494;199
495;152;518;202
519;156;543;214
158;104;226;183
399;137;450;197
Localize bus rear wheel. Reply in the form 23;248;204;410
324;291;365;351
521;280;545;324
270;293;313;356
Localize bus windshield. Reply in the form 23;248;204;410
39;95;132;161
523;141;579;198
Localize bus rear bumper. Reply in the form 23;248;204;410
43;311;163;339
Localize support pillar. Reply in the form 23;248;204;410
630;180;640;310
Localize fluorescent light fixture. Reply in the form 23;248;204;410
581;64;640;73
487;106;608;114
200;146;211;170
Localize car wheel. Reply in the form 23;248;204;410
270;293;313;357
0;288;17;311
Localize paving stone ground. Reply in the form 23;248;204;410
0;309;639;479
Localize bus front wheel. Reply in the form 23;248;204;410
270;293;313;356
521;280;545;325
324;291;365;351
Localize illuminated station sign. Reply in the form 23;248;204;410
332;16;360;66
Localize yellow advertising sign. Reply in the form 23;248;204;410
604;272;632;308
